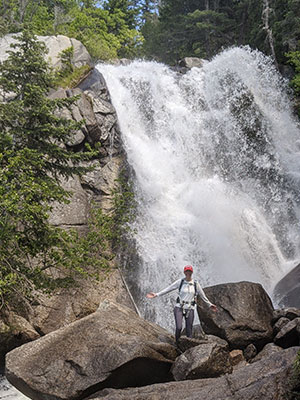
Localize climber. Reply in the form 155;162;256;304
146;265;217;342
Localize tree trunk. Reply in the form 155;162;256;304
262;0;279;69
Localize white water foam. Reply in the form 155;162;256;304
0;376;28;400
97;47;300;330
2;46;300;400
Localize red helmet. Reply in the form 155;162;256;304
184;265;193;273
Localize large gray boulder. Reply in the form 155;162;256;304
27;268;136;336
197;281;274;348
171;341;232;380
176;334;228;353
0;34;92;68
92;347;300;400
5;301;177;400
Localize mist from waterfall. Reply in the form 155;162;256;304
97;47;300;331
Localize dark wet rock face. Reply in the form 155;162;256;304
197;281;274;349
273;263;300;308
5;301;177;400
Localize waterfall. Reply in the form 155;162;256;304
97;47;300;331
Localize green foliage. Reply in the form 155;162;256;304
142;0;300;66
66;171;136;279
286;51;300;94
55;64;92;88
0;30;97;307
59;46;74;76
54;46;92;88
0;0;144;61
286;50;300;116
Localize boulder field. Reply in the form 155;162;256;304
5;281;300;400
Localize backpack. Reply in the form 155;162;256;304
176;278;198;305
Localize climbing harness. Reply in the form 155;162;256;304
176;278;198;319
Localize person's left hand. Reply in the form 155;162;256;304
210;304;218;312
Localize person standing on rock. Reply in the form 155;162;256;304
146;265;217;342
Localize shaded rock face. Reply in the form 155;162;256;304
5;301;177;400
176;334;228;354
273;307;300;323
273;317;290;335
273;263;300;308
243;343;257;361
250;342;282;363
48;83;122;226
274;317;300;348
171;341;232;381
92;347;299;400
197;281;274;349
0;313;40;370
0;34;92;69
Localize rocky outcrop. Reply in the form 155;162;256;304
171;340;232;380
27;269;134;335
0;34;92;68
274;317;300;348
91;347;300;400
5;301;177;400
197;281;274;349
0;313;40;367
274;317;290;335
0;36;131;366
273;263;300;308
273;307;300;322
178;57;204;69
250;342;282;363
176;334;228;353
48;82;122;226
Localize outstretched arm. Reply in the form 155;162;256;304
146;279;181;299
196;282;218;312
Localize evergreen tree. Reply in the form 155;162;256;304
0;30;94;306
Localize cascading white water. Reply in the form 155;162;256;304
97;47;300;331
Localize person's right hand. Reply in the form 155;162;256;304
146;292;157;299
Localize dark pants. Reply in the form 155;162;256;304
174;306;195;342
